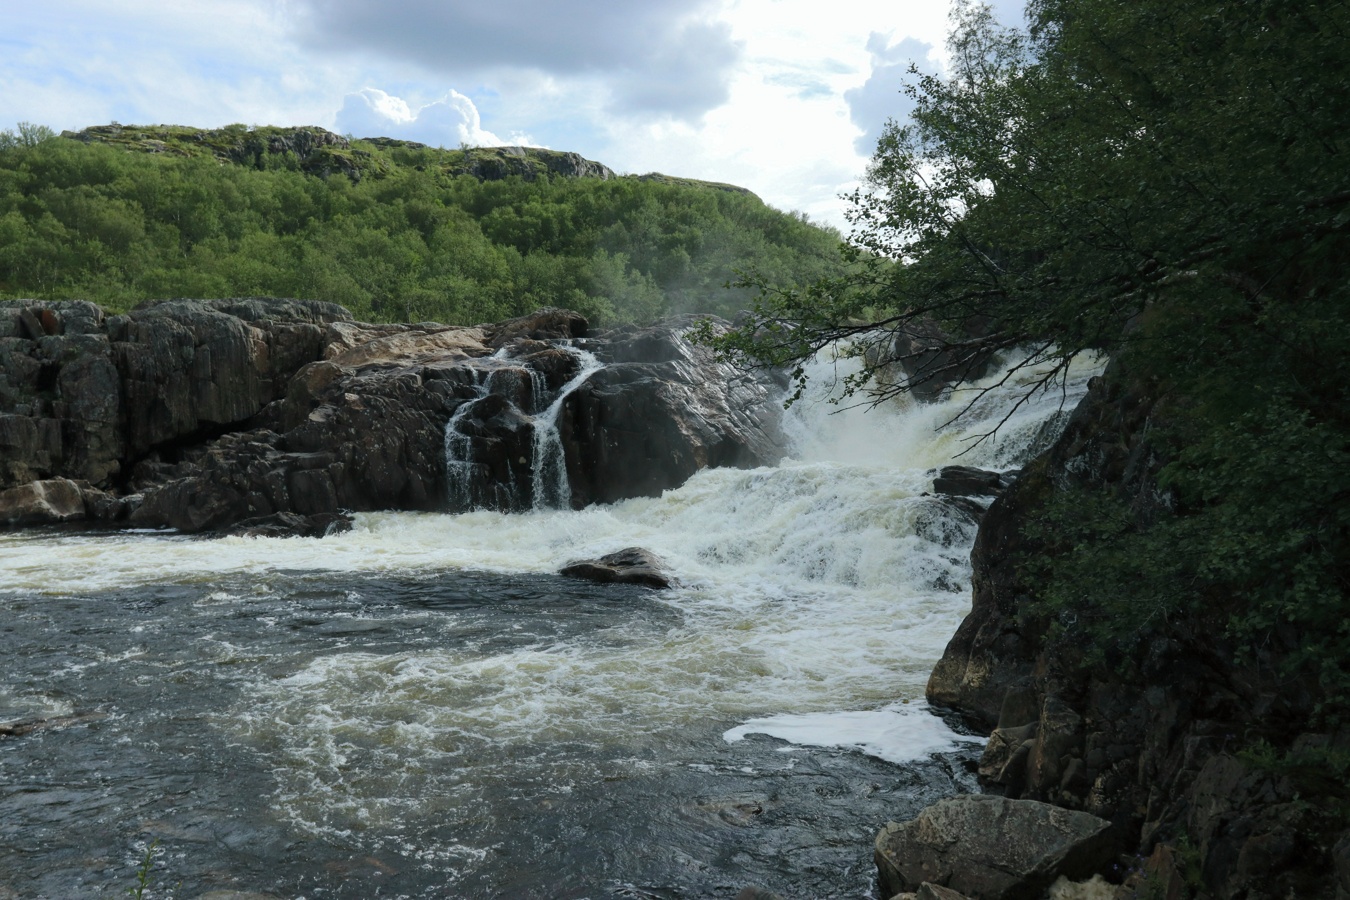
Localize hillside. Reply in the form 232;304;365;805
0;124;845;325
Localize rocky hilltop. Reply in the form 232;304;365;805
62;124;759;198
0;299;783;535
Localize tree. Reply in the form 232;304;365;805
712;0;1350;710
0;122;56;150
714;0;1350;419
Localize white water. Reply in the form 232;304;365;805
0;348;1099;847
441;345;601;510
530;346;603;510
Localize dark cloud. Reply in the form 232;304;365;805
289;0;741;119
843;33;932;156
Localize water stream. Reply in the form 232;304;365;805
0;350;1098;899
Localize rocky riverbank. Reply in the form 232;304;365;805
0;299;783;534
878;363;1350;899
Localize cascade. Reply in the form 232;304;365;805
530;347;603;511
441;345;603;512
442;370;489;510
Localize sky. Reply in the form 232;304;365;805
2;0;1023;232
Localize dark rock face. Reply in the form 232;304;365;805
923;363;1344;898
932;466;1015;500
0;298;351;492
561;318;784;507
866;316;1000;403
1;303;783;534
560;547;676;588
874;795;1114;900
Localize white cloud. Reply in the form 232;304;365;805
334;88;506;147
289;0;742;120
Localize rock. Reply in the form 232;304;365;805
916;884;973;900
558;316;784;507
874;795;1115;900
932;466;1015;499
866;316;1000;403
1334;830;1350;900
920;356;1348;898
0;478;89;525
224;511;353;539
560;547;677;588
0;298;348;496
734;888;786;900
2;304;783;534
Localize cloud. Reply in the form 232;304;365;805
844;32;935;156
334;88;505;146
288;0;742;120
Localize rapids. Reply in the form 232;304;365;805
0;350;1098;898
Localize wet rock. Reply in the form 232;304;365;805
0;478;88;525
865;315;1000;402
560;547;676;588
734;887;785;900
874;795;1115;900
932;466;1015;499
559;316;784;507
917;884;974;900
224;511;353;539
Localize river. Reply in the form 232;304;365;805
0;351;1096;899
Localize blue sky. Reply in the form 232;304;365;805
2;0;1023;230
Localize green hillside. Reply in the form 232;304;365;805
0;123;845;325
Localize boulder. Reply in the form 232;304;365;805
734;889;786;900
874;795;1115;900
0;478;88;525
560;547;677;588
932;466;1015;499
866;316;1000;403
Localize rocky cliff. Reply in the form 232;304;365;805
0;299;783;534
905;365;1350;899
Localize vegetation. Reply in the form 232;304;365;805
0;123;844;325
713;1;1350;716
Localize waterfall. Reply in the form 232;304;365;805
442;371;489;510
530;348;603;510
442;345;604;512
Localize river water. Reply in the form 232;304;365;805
0;352;1096;899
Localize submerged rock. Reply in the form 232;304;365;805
560;547;677;588
874;795;1115;900
224;511;353;539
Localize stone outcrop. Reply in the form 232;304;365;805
865;316;1002;403
0;301;783;534
874;795;1114;900
918;363;1347;899
1;297;351;494
560;547;677;588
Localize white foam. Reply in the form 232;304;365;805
723;701;982;765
